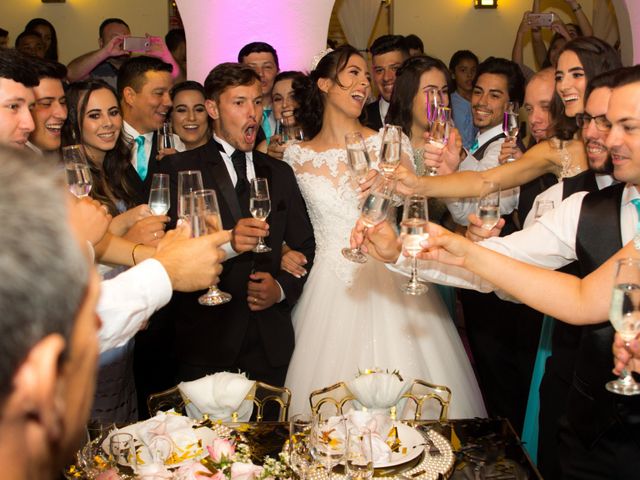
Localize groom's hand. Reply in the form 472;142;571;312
247;272;281;311
231;218;269;253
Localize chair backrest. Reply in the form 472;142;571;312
400;379;451;422
245;381;291;422
147;380;291;422
147;385;188;417
309;381;357;420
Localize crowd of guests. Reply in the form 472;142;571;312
1;0;640;478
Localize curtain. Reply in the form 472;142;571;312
337;0;382;50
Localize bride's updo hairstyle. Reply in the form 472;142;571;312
550;36;621;141
293;45;365;140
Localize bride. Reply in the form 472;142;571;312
283;45;486;418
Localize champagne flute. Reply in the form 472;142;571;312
345;427;374;480
289;414;314;480
148;173;170;215
157;120;174;151
310;416;346;479
189;189;232;306
477;181;501;230
400;195;429;295
177;170;204;220
342;179;393;264
503;102;519;163
63;144;93;198
533;199;555;220
250;177;272;253
606;258;640;395
425;88;440;126
426;106;452;176
379;124;402;184
345;132;371;186
285;125;305;144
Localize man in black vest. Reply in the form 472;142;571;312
364;35;408;131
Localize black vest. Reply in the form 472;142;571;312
568;182;640;446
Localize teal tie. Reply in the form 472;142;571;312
469;137;479;154
135;135;147;181
262;108;272;144
631;199;640;249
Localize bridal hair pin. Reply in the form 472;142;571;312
310;47;334;71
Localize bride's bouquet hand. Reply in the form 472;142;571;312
350;218;401;263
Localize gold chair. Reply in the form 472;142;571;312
309;381;357;419
399;379;451;422
146;380;291;422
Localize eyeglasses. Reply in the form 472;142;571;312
575;113;611;132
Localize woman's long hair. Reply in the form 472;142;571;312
293;45;365;140
25;18;58;62
386;55;453;138
550;36;622;140
62;80;135;215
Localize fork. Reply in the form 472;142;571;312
418;427;441;456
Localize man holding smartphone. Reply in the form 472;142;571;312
66;18;180;90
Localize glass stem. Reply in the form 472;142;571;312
409;256;420;286
356;227;368;253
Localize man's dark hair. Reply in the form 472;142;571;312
584;68;621;100
369;34;409;58
31;56;67;80
204;62;260;102
611;65;640;90
15;31;41;49
449;50;479;71
404;34;424;54
474;56;525;105
237;42;279;69
117;55;172;100
99;18;129;39
0;28;8;38
170;80;205;100
165;28;186;53
0;49;39;87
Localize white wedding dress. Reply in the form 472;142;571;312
283;131;486;418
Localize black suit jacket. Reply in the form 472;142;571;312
364;100;384;131
158;139;316;370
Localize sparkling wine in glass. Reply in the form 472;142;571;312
177;170;204;220
345;427;374;480
606;258;640;395
157;120;174;151
400;195;429;295
250;177;272;253
379;124;402;181
342;180;393;264
427;106;452;176
345;132;371;185
284;125;305;144
148;173;170;215
289;414;313;480
477;181;501;230
63;145;93;198
310;416;346;478
189;189;232;306
503;102;519;163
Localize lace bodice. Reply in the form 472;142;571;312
284;131;412;285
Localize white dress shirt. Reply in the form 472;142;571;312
522;173;616;228
391;183;640;297
98;259;173;353
378;98;390;125
445;123;520;225
123;121;185;168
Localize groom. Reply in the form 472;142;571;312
159;62;315;387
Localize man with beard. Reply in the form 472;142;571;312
158;63;315;391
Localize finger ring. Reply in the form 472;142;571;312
153;231;158;240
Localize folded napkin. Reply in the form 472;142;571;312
344;410;393;464
134;411;203;466
178;371;255;422
347;371;410;410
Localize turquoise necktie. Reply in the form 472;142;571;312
262;108;272;144
469;137;479;154
631;199;640;249
135;135;147;181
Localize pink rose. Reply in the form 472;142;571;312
230;462;263;480
207;438;236;463
94;468;121;480
174;461;215;480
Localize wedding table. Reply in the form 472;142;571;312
66;417;541;479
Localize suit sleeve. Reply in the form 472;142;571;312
275;166;316;307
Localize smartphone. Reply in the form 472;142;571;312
527;13;555;28
123;36;150;52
